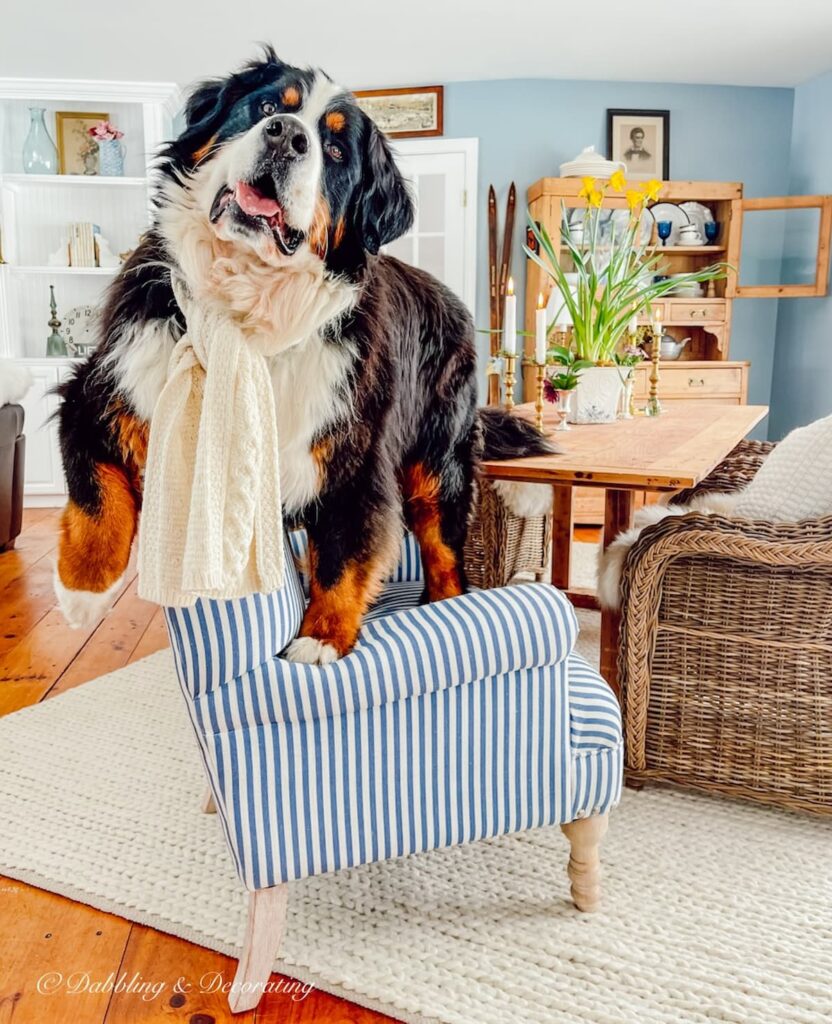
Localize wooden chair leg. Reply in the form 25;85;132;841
229;885;289;1013
201;786;216;814
560;813;609;912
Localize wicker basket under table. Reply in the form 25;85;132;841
619;440;832;815
465;477;552;589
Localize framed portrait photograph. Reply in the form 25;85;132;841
607;109;670;181
56;111;109;175
354;86;443;139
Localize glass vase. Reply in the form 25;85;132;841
553;390;574;431
22;107;58;175
618;373;635;419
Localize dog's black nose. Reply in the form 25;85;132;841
264;116;310;159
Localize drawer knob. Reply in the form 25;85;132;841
688;377;706;388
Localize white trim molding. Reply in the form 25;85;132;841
0;78;181;119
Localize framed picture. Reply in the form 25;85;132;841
56;111;109;175
354;86;443;139
607;109;670;181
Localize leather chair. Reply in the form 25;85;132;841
0;403;25;552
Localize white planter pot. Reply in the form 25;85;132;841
569;365;624;424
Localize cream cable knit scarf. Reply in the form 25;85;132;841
137;282;284;606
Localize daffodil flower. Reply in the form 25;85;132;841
609;169;627;192
578;176;597;201
587;188;604;208
641;179;663;203
626;190;644;210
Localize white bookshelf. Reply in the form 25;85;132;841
0;76;180;504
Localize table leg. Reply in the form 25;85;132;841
600;489;636;695
550;485;574;590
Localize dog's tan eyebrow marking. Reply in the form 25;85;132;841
282;85;301;107
192;134;217;163
325;110;346;132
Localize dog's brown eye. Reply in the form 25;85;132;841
325;142;344;162
261;100;277;116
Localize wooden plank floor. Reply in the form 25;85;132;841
0;509;399;1024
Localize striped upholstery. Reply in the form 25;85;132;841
165;531;622;891
288;528;423;592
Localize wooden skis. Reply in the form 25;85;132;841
487;186;500;404
486;182;517;405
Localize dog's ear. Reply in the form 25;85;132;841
176;47;285;166
184;80;225;132
355;122;414;255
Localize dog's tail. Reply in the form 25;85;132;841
478;406;556;460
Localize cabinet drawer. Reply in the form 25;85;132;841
633;365;742;398
660;365;742;396
668;300;726;323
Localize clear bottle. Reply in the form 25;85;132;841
22;107;58;175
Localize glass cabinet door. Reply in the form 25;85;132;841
731;195;832;298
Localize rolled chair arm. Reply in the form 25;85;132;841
671;439;776;506
196;582;578;729
618;511;832;771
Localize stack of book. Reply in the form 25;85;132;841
68;222;96;267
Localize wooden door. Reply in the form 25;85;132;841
730;195;832;298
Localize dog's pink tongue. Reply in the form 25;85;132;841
235;180;279;217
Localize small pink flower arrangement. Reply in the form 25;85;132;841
88;120;124;141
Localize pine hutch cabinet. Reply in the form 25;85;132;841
524;177;832;522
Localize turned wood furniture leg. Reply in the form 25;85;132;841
229;885;289;1013
560;814;609;912
600;488;636;695
201;786;216;814
550;484;574;590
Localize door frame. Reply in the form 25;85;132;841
390;137;479;313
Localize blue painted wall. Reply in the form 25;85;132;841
769;70;832;439
444;78;795;419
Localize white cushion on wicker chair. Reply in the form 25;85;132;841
735;413;832;523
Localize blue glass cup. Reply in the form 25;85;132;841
657;220;673;246
704;221;720;244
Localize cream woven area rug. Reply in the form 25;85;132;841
1;644;830;1023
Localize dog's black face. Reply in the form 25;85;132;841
163;48;414;275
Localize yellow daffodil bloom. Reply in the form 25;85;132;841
587;188;604;208
609;169;627;192
626;190;643;210
641;179;663;203
578;176;597;200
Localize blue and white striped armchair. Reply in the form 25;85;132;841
165;531;622;1013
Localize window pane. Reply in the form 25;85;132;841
419;235;445;282
418;174;446;234
384;234;414;264
739;207;821;288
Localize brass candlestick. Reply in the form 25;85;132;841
645;325;662;416
534;363;546;432
503;354;517;410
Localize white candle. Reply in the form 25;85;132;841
503;277;517;356
535;293;547;365
628;312;638;335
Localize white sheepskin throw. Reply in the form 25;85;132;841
597;412;832;610
0;360;33;407
492;481;552;518
137;284;284;606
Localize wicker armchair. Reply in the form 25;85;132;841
618;440;832;815
464;477;551;588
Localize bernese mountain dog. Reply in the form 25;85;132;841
54;48;552;664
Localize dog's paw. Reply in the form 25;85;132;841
284;636;340;665
53;571;124;630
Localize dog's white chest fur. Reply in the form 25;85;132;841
270;333;355;514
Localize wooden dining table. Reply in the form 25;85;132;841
482;402;769;692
